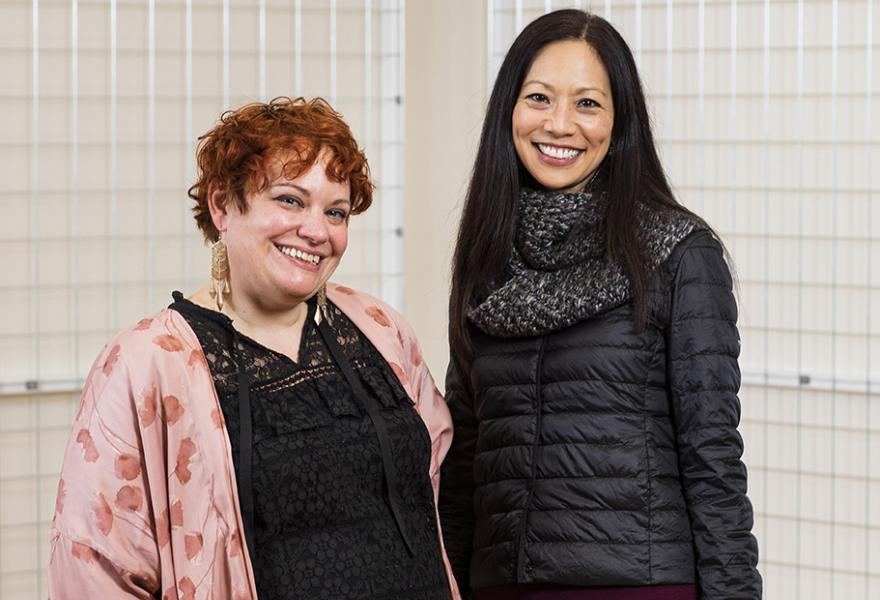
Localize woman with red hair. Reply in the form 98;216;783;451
49;97;460;600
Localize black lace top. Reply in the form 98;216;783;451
169;294;450;600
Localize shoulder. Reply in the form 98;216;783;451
326;283;413;337
92;308;203;385
107;308;199;356
665;228;730;283
73;309;209;459
326;283;426;379
636;202;710;271
667;227;722;261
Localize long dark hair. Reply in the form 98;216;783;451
450;9;695;367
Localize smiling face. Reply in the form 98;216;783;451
512;39;614;192
210;151;351;312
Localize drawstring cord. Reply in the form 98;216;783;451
316;317;415;556
233;329;258;564
234;305;415;563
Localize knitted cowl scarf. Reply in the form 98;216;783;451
468;184;704;338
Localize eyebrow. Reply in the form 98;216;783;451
522;80;609;98
271;183;351;206
271;183;311;196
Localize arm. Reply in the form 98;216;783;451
666;231;762;599
385;307;460;600
438;358;478;600
48;340;161;599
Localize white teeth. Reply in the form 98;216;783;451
537;143;581;160
278;246;321;265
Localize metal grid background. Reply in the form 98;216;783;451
491;0;879;597
0;0;406;597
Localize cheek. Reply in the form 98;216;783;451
237;207;278;238
512;110;533;162
598;116;614;141
511;105;537;140
581;119;613;147
331;228;349;257
222;229;248;259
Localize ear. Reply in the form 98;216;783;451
207;184;230;234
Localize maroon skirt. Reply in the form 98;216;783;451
475;583;698;600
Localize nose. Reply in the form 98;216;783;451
297;209;329;245
544;102;576;136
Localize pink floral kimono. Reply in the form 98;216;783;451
48;284;461;600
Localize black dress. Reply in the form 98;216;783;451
170;294;450;600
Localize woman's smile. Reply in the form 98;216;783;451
533;142;584;165
275;243;323;270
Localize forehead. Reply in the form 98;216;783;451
268;151;351;196
524;39;609;89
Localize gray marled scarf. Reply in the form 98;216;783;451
468;186;702;337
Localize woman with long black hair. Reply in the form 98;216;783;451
439;10;761;600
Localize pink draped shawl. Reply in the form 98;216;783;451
48;284;460;600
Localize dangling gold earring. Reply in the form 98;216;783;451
316;284;332;326
209;235;230;311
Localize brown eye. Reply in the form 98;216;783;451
274;195;304;207
326;209;349;224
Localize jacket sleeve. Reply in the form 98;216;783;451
665;230;762;599
438;358;478;600
48;340;161;599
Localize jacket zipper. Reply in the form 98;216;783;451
515;334;548;581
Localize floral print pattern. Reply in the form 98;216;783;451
48;284;459;600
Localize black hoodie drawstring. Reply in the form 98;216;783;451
233;329;258;564
232;306;414;562
316;317;415;556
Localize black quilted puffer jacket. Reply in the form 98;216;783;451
439;230;761;599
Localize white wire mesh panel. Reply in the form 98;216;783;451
489;0;880;597
0;0;405;597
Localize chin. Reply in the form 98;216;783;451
290;284;322;300
275;278;320;302
539;178;580;191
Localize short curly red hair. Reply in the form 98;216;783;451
189;96;374;242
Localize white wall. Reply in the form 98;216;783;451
404;0;487;385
